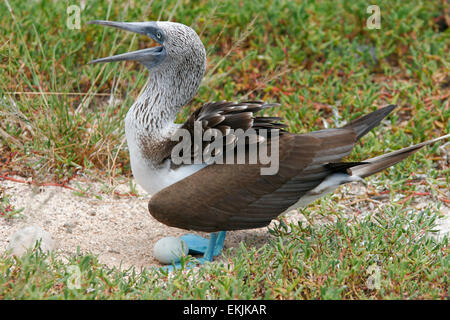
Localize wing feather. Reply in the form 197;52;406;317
148;104;397;232
149;130;358;231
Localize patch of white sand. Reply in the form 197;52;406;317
0;177;276;269
1;176;448;270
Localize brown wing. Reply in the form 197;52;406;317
148;104;396;232
167;100;287;167
149;128;357;232
184;100;286;132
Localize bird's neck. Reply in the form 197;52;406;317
125;64;204;165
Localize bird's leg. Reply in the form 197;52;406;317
179;233;210;255
202;232;218;262
180;232;226;257
160;231;226;272
197;231;226;263
213;231;227;256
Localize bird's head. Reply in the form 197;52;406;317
88;20;206;73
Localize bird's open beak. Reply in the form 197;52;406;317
87;20;166;68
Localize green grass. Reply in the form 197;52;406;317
0;206;447;299
0;0;449;299
0;0;448;179
0;189;24;219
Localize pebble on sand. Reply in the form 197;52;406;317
7;225;55;256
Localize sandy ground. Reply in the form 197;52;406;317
1;175;448;270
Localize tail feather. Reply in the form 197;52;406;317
348;134;449;178
343;104;396;140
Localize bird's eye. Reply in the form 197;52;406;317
156;31;162;40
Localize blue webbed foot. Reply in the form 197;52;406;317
159;231;227;271
180;233;210;255
181;232;226;257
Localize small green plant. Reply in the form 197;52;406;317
0;205;447;299
0;190;24;219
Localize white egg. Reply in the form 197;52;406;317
153;237;189;264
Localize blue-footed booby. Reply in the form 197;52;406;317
87;20;449;270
